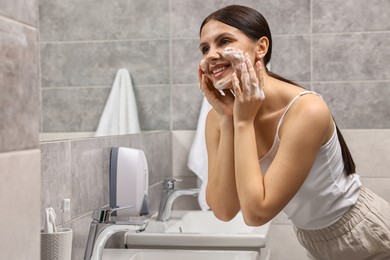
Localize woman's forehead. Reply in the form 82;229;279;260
200;20;242;42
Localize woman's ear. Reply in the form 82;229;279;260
255;37;269;60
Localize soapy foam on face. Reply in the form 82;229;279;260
200;58;232;90
212;47;245;90
214;79;232;90
222;47;245;68
200;48;265;97
200;59;207;72
199;47;245;90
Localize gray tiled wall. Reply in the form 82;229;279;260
40;131;172;260
0;0;40;259
38;0;390;133
312;0;390;33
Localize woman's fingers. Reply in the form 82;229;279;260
240;62;251;94
198;64;205;83
232;72;241;97
245;53;257;83
200;74;215;96
198;64;213;92
244;54;260;97
255;60;265;101
239;53;264;101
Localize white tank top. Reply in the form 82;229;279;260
259;91;361;230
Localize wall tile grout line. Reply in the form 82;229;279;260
169;0;173;132
40;79;390;90
312;80;390;84
38;37;171;45
310;0;314;91
37;4;43;135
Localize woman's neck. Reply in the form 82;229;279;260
255;74;303;122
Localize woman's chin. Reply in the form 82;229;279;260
214;79;233;90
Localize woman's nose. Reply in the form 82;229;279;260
206;46;222;62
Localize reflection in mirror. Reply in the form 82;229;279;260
38;0;179;141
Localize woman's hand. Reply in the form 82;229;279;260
198;65;235;121
232;54;265;124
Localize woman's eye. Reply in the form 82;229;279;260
201;46;209;55
220;38;231;45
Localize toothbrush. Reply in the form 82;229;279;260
61;199;71;228
44;208;53;233
48;207;57;233
45;207;57;233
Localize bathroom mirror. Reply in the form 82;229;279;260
38;0;203;141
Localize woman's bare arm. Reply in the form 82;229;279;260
205;109;240;220
231;57;333;226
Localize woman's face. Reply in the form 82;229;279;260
199;20;258;88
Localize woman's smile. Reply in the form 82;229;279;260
210;62;232;81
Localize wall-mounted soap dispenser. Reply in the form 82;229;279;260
110;147;150;217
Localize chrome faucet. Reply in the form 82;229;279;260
84;206;148;260
157;178;200;221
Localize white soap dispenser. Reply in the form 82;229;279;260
109;147;150;217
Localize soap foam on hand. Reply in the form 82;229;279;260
222;47;265;100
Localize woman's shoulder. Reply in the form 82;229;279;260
279;91;333;144
275;80;329;116
293;92;330;117
275;81;329;116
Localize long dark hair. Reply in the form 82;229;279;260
200;5;356;175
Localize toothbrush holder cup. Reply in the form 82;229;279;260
41;228;72;260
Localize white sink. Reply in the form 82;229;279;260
125;210;270;250
166;210;263;233
102;249;259;260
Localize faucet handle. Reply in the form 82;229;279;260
164;178;182;189
93;205;134;223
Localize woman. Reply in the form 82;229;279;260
198;5;390;260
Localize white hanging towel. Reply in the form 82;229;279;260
95;68;141;136
187;97;212;210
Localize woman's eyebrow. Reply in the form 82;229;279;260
199;42;207;50
199;32;236;49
